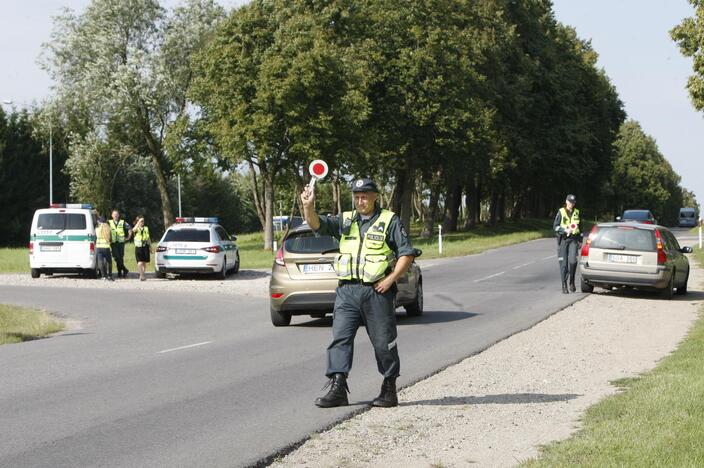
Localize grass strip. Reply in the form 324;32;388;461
0;304;64;345
523;248;704;467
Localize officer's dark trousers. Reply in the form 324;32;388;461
96;248;112;278
111;242;126;273
558;237;579;284
326;283;400;379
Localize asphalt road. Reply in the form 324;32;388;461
0;234;666;467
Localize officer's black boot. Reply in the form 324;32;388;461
569;279;576;292
372;377;398;408
562;281;569;294
314;373;349;408
569;264;577;292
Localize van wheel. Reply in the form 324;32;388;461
31;268;41;279
405;281;424;317
155;269;166;279
676;268;689;295
83;268;97;279
270;306;292;326
218;257;228;279
580;277;594;293
660;272;675;300
230;251;240;274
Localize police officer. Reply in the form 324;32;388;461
109;209;131;278
301;178;416;408
553;194;582;294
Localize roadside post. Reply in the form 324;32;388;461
438;224;443;255
699;217;702;249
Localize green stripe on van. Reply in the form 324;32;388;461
31;235;95;241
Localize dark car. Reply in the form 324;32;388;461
618;209;657;225
269;223;423;326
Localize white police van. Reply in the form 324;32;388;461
29;204;98;278
154;217;240;279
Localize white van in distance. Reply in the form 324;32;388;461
29;204;98;278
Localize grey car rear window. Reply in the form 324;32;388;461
591;226;656;251
622;210;651;220
163;229;211;242
37;213;87;230
285;232;339;254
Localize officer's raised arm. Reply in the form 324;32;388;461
300;185;320;231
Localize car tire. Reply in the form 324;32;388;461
676;268;689;295
270;306;292;326
30;268;41;279
155;269;166;279
404;280;423;317
580;277;594;293
230;251;240;274
660;271;674;300
83;268;98;279
217;256;227;280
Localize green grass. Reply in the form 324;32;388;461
0;304;64;345
1;219;556;273
522;249;704;467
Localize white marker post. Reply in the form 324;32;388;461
699;217;702;249
438;224;443;255
308;159;329;192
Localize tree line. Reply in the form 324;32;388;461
0;0;698;247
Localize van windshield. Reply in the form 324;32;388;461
37;213;87;230
680;211;696;218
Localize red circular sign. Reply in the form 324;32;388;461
308;160;329;179
312;163;326;176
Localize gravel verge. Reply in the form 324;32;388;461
271;264;702;468
0;270;271;297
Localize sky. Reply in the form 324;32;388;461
1;0;703;205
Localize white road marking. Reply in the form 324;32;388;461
513;261;535;270
542;255;557;260
474;271;505;283
158;341;212;354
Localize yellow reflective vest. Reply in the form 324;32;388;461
559;207;580;236
335;209;396;283
133;226;150;247
108;219;126;243
95;224;111;249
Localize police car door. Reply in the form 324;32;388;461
215;226;234;268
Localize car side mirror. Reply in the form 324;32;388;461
681;246;693;254
231;235;237;241
413;248;423;258
615;216;621;222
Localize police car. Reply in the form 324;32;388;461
29;204;98;278
154;217;240;279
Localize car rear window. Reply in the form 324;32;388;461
622;210;651;220
591;226;656;251
163;229;211;242
37;213;87;230
284;232;339;254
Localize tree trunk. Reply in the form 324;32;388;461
443;182;462;232
263;174;274;250
464;177;480;229
247;159;266;229
489;188;499;225
391;163;414;230
148;152;174;229
421;170;442;238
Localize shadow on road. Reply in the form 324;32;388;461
292;310;479;327
399;392;581;406
595;288;704;302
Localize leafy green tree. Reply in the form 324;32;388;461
672;1;704;111
41;0;225;228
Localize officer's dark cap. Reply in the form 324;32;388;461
352;178;379;193
566;194;577;203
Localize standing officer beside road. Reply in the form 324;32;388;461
301;178;416;408
109;209;131;278
132;215;151;281
553;194;582;294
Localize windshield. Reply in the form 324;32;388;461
591;226;656;251
163;229;211;243
284;231;339;254
36;213;87;230
680;210;696;218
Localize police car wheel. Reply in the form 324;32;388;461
270;306;292;327
155;269;166;279
404;281;423;316
230;252;240;274
217;257;227;279
31;268;41;279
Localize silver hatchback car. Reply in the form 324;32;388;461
579;222;691;299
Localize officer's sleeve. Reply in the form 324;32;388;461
314;214;342;240
386;215;415;258
553;211;563;234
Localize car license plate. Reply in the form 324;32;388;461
302;263;334;274
40;245;61;252
607;254;637;264
175;249;196;255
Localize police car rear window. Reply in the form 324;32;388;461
163;229;211;242
284;232;339;254
37;213;87;230
591;227;656;252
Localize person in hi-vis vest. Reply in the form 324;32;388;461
95;216;114;281
553;194;582;294
109;209;131;278
132;215;151;281
301;178;416;409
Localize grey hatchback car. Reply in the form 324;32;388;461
269;223;423;326
579;222;691;299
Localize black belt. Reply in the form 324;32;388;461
339;279;375;286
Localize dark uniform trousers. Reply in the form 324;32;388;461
558;237;579;284
111;242;126;273
326;283;400;379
